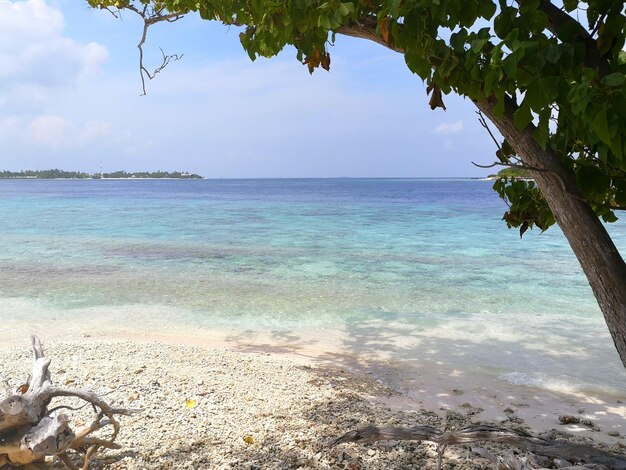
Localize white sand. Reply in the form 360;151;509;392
1;333;626;469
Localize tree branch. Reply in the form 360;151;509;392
0;337;141;469
476;110;503;152
338;16;402;53
122;4;185;95
533;0;612;76
332;424;626;469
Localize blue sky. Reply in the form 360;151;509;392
0;0;498;177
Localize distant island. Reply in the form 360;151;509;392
486;167;532;180
0;169;203;179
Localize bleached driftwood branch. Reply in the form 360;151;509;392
0;336;140;469
332;424;626;470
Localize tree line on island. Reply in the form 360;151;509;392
0;169;203;179
487;167;532;179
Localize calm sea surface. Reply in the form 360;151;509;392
1;178;625;395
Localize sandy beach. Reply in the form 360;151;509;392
2;335;625;469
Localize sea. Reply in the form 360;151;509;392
1;178;625;400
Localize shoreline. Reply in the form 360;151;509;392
0;177;204;180
96;330;626;443
1;336;625;469
3;320;624;446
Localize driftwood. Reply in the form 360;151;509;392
332;424;626;470
0;336;139;469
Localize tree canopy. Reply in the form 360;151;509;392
88;0;626;368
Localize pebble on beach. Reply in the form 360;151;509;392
1;341;624;469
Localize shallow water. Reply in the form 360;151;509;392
1;178;625;397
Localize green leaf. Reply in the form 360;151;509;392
601;73;625;87
577;164;610;201
519;0;539;12
602;211;618;223
493;92;505;117
450;29;469;52
478;0;496;20
502;47;525;78
388;0;401;18
525;76;559;112
483;65;501;96
592;109;612;145
545;45;562;64
611;135;623;161
526;10;548;33
615;181;626;206
563;0;578;12
458;1;479;26
513;101;533;130
471;38;488;53
439;54;460;78
598;14;626;56
405;53;431;79
532;107;550;148
494;8;515;39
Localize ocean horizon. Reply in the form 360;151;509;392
1;177;625;398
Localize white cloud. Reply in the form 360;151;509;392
0;0;108;93
27;115;116;148
79;120;112;143
0;116;20;139
433;120;464;135
28;115;75;146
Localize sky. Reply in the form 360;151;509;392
0;0;499;178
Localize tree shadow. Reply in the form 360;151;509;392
220;315;626;441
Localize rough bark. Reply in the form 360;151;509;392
0;337;139;469
475;96;626;368
332;424;626;470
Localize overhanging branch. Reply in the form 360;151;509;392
338;16;403;53
122;4;186;95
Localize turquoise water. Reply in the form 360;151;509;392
1;178;625;394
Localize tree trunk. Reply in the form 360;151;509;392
475;96;626;368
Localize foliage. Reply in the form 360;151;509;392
0;169;203;179
488;167;532;179
88;0;626;232
493;178;555;237
0;169;91;179
101;170;203;178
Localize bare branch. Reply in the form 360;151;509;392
471;160;556;176
472;161;625;211
472;160;574;198
0;337;141;468
333;424;626;469
476;110;502;151
48;387;141;422
142;47;183;82
58;452;79;470
471;161;502;169
118;4;186;95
